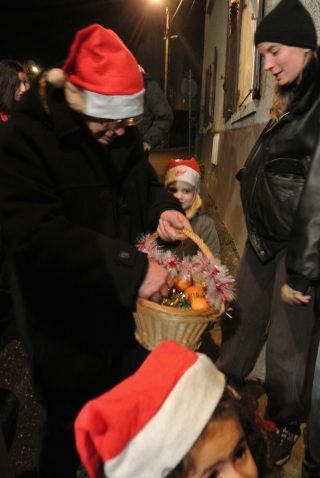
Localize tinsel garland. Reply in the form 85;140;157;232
137;234;235;308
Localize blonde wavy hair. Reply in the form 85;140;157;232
185;193;202;220
269;50;316;122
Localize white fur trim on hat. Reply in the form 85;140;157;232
64;82;144;118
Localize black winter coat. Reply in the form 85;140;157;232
137;72;173;149
0;75;183;346
238;50;320;292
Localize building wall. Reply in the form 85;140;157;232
197;0;320;257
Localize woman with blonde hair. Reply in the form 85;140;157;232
216;0;320;468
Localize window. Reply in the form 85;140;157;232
252;0;265;99
203;48;218;128
223;0;244;119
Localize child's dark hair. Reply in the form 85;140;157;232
166;386;279;478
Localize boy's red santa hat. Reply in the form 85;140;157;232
165;157;201;193
75;341;225;478
46;24;144;120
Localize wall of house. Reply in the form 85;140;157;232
197;0;320;257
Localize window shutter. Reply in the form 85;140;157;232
223;0;244;118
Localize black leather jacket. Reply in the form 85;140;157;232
238;49;320;291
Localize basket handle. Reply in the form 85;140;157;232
149;227;215;262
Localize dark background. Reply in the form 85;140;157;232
0;0;205;77
0;0;206;145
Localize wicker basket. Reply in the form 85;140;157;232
133;228;225;351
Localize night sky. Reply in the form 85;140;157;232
0;0;206;75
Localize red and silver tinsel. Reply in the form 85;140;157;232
137;234;235;308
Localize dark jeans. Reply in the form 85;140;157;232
0;426;14;478
216;243;317;422
32;336;148;478
302;339;320;477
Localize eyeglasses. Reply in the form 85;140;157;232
100;116;142;128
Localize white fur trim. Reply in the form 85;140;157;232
64;82;144;118
165;166;201;193
103;354;225;478
46;68;66;88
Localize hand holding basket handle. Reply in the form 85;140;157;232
157;210;192;242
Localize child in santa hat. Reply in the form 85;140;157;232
75;341;275;478
165;158;220;260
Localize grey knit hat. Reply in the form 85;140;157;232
254;0;317;49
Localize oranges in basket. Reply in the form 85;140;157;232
173;276;193;291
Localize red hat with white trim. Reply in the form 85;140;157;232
165;158;201;193
46;24;144;120
75;341;225;478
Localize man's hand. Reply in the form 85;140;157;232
281;283;311;305
158;210;192;242
138;261;174;303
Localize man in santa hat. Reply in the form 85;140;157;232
0;24;191;478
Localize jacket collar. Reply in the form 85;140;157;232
287;47;320;115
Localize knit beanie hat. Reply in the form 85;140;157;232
165;158;201;193
46;24;144;119
254;0;317;49
75;341;225;478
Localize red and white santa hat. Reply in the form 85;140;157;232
75;341;225;478
165;158;201;193
46;24;144;120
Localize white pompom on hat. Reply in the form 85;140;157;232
46;24;144;120
165;157;201;193
74;341;225;478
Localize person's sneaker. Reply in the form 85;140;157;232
268;423;301;466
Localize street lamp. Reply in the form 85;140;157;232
150;0;170;100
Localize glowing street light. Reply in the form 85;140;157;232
150;0;170;100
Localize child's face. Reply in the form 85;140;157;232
167;181;196;210
188;417;258;478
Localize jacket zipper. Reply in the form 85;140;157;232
266;112;291;133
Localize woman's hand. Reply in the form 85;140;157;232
157;210;192;242
138;260;174;303
281;284;311;305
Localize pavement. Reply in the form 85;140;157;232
0;146;305;477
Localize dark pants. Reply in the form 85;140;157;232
31;334;148;478
302;339;320;477
0;426;14;478
216;243;317;422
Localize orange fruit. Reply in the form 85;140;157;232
184;285;204;299
173;276;192;291
191;297;210;311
